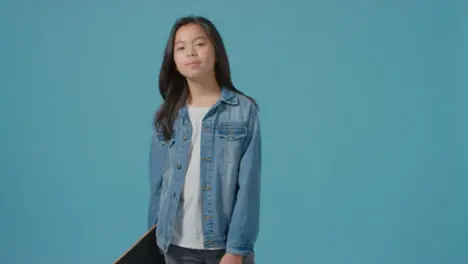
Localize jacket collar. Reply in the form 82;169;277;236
179;87;238;118
219;87;239;105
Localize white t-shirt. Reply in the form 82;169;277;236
171;105;212;249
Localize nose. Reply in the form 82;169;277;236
186;47;196;57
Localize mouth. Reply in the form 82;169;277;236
186;61;202;66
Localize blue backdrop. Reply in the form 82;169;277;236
1;0;467;263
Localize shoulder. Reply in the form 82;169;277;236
232;93;261;142
218;91;259;128
234;93;259;118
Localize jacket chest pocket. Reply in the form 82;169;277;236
155;132;175;147
216;122;247;164
216;122;247;141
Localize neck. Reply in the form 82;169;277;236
186;74;221;107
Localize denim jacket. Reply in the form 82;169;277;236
147;88;262;256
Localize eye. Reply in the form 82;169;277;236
196;42;206;47
176;46;185;51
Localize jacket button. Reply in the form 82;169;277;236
176;162;182;169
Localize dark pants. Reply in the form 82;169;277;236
164;245;255;264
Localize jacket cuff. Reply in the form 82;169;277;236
226;244;254;256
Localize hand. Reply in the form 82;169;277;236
219;253;243;264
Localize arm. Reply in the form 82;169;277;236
147;128;167;229
226;107;262;256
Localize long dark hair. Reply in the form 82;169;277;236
153;15;255;140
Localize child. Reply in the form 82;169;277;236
147;15;261;264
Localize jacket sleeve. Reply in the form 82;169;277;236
226;106;262;256
147;128;167;229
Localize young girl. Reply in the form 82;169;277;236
147;16;261;264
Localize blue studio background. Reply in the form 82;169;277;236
1;0;467;263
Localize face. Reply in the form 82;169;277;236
173;23;216;80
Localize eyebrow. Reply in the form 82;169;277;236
174;36;207;45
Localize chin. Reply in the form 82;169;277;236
181;70;209;80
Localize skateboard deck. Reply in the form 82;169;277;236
114;225;165;264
